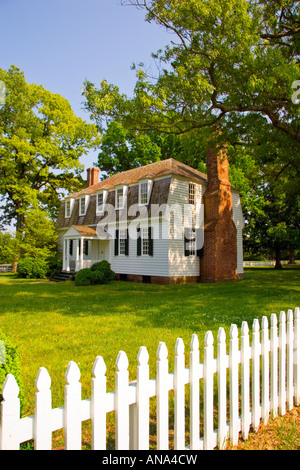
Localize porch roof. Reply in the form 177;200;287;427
64;225;111;240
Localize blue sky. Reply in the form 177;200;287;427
0;0;172;174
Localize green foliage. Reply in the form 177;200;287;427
90;260;115;281
75;261;115;286
0;65;99;231
74;268;94;286
17;257;48;279
0;329;24;412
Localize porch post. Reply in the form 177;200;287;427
63;239;66;271
66;238;70;272
75;239;80;272
80;237;84;270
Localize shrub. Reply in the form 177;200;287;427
90;260;115;282
17;257;48;279
46;255;63;278
74;268;93;286
0;330;25;413
75;261;115;286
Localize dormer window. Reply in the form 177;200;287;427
65;198;74;218
96;190;107;214
139;179;152;206
115;186;127;210
79;195;89;216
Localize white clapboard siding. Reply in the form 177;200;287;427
1;307;299;451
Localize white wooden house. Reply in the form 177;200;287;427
56;156;244;284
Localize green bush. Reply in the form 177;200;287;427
0;330;24;413
90;260;115;282
17;257;48;279
75;268;93;286
75;261;115;286
46;255;63;278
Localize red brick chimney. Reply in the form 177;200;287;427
200;145;238;282
86;167;100;187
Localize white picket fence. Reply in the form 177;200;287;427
0;307;299;451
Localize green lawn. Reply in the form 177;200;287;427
0;266;299;422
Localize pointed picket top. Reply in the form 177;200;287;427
271;313;278;327
65;361;81;384
261;316;269;330
35;367;51;392
217;327;226;343
2;374;19;400
252;318;260;332
204;330;214;347
137;346;149;366
115;351;129;371
230;324;238;339
175;337;184;356
280;311;286;323
295;307;300;319
190;334;199;351
157;341;168;360
287;309;293;323
241;321;249;336
92;356;106;378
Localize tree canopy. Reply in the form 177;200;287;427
0;66;99;232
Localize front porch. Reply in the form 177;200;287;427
63;225;110;273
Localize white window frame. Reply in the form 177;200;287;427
115;186;127;210
96;190;107;215
189;183;196;205
188;228;196;256
142;227;149;256
139;179;152;206
65;198;74;218
119;229;127;256
79;195;89;216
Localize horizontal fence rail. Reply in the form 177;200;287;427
0;307;299;450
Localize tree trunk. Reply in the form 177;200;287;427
288;245;295;265
274;247;282;269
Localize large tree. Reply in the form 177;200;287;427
0;66;99;232
83;0;299;147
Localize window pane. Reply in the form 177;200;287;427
119;229;126;255
189;184;195;205
140;182;148;204
117;189;123;208
142;227;149;255
80;197;85;214
97;193;103;210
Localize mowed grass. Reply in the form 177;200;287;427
0;266;299;423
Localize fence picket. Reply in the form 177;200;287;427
174;338;185;450
34;367;52;450
0;374;20;450
287;310;294;411
279;311;286;416
189;334;200;450
241;321;251;439
64;361;82;450
91;356;106;450
136;346;150;450
261;316;270;425
229;324;239;446
271;313;278;418
217;327;227;449
115;351;130;450
295;307;300;406
252;319;260;431
156;342;169;450
1;307;299;451
204;331;214;450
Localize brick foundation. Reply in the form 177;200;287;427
115;273;200;285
